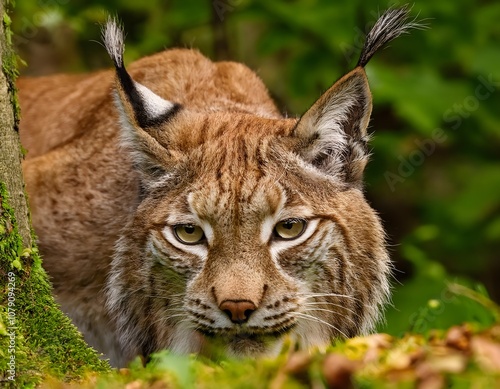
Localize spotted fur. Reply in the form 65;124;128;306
19;6;420;367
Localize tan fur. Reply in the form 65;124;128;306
16;9;417;365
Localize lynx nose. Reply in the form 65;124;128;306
219;300;256;324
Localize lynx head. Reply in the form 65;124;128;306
103;7;421;361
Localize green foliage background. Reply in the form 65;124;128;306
10;0;500;337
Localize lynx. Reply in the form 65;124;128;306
19;7;419;367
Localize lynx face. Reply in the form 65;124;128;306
107;110;390;358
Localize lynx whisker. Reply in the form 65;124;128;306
148;297;185;307
293;312;349;338
163;306;186;313
303;302;357;316
302;307;357;326
151;313;193;327
301;292;358;301
161;313;187;321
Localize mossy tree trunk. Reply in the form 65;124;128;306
0;1;110;387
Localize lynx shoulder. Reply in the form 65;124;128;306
19;6;421;367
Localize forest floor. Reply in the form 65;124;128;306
40;321;500;389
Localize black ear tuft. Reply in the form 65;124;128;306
357;5;427;68
101;17;181;129
102;17;125;69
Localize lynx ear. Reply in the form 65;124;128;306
293;5;424;186
102;18;181;189
102;18;180;129
293;68;372;185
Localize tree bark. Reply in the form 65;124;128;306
0;1;30;249
0;1;110;386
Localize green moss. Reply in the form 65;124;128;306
0;183;111;387
2;2;22;129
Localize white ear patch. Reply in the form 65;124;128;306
292;69;372;183
134;82;176;121
298;74;370;162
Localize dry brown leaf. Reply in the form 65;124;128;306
445;325;471;351
417;371;445;389
284;351;312;375
125;380;144;389
487;324;500;341
348;333;393;350
149;380;170;389
386;348;413;370
426;353;467;374
471;335;500;372
360;333;393;363
322;353;358;389
384;368;416;383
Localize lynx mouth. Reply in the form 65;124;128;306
196;324;296;357
195;320;297;356
196;319;297;340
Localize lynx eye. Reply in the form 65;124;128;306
173;224;205;245
273;219;307;240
